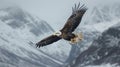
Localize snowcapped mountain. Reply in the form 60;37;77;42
68;22;120;67
1;1;120;67
0;6;71;67
64;1;120;67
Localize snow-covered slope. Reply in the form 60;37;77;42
1;1;120;67
64;1;120;67
69;22;120;67
0;6;71;67
78;2;120;50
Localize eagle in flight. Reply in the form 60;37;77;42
36;3;87;48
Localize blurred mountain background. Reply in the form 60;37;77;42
0;0;120;67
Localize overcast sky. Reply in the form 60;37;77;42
0;0;120;30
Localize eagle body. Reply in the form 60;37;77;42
36;3;87;48
60;32;75;41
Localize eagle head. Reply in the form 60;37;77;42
53;31;62;36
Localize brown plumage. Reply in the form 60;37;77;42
36;3;87;48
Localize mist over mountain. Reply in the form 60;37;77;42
0;6;72;67
0;0;120;67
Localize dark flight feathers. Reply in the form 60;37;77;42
36;35;61;47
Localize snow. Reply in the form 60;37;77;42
0;7;70;67
65;1;120;67
0;0;120;67
0;11;8;17
74;2;120;52
82;19;120;33
86;64;119;67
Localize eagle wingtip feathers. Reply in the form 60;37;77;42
72;2;87;14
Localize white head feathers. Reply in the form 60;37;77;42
53;31;62;36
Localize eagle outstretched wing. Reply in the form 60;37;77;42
36;35;61;48
60;3;87;33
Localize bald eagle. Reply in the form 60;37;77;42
36;3;87;48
